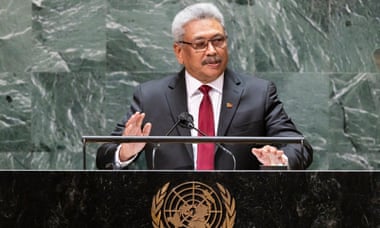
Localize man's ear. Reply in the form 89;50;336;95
173;43;184;65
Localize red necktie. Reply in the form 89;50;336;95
197;85;215;170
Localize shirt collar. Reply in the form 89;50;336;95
185;71;224;97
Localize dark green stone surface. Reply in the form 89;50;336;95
0;0;379;169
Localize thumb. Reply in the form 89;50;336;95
251;148;262;158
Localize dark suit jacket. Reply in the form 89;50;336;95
96;68;313;170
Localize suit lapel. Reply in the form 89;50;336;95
165;69;193;158
163;68;244;160
218;69;243;136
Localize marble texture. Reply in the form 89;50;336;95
0;0;379;169
31;0;106;72
0;73;31;153
329;73;380;169
30;72;105;169
0;0;32;72
329;0;380;72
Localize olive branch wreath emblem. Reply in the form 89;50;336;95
151;182;236;227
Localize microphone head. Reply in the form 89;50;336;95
178;112;194;129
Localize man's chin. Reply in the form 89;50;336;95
199;70;224;82
206;66;224;74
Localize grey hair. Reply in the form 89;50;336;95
171;3;225;42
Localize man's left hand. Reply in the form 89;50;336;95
251;145;288;166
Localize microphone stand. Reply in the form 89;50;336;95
152;118;182;169
186;126;237;170
178;113;237;170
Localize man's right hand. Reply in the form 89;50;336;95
119;112;152;162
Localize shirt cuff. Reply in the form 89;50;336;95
114;144;137;169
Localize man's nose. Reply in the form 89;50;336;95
205;41;217;54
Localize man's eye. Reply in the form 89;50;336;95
194;40;207;47
213;38;224;43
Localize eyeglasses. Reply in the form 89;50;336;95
177;36;228;52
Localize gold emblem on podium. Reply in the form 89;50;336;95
151;181;236;228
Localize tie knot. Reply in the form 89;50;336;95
199;85;212;95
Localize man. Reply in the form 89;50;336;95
96;3;313;170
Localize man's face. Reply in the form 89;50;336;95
173;18;229;83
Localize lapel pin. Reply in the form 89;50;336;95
226;102;233;109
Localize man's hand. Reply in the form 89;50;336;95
119;112;152;162
251;145;288;166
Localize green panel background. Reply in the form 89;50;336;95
0;0;379;170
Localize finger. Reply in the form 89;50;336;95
268;145;279;153
123;112;142;135
251;148;263;159
261;145;276;155
275;149;284;158
253;152;262;159
251;148;259;155
262;145;272;152
125;112;139;127
136;112;145;128
267;149;287;165
142;122;152;136
123;121;134;135
275;149;284;155
252;148;274;165
281;154;288;165
268;149;282;164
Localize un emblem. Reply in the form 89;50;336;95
151;181;236;228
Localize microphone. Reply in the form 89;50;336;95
152;115;183;169
178;112;195;129
178;112;236;170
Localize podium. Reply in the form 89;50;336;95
0;171;378;227
0;136;365;226
81;135;305;169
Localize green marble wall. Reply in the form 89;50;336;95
0;0;379;170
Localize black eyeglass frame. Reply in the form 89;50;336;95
177;35;228;52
